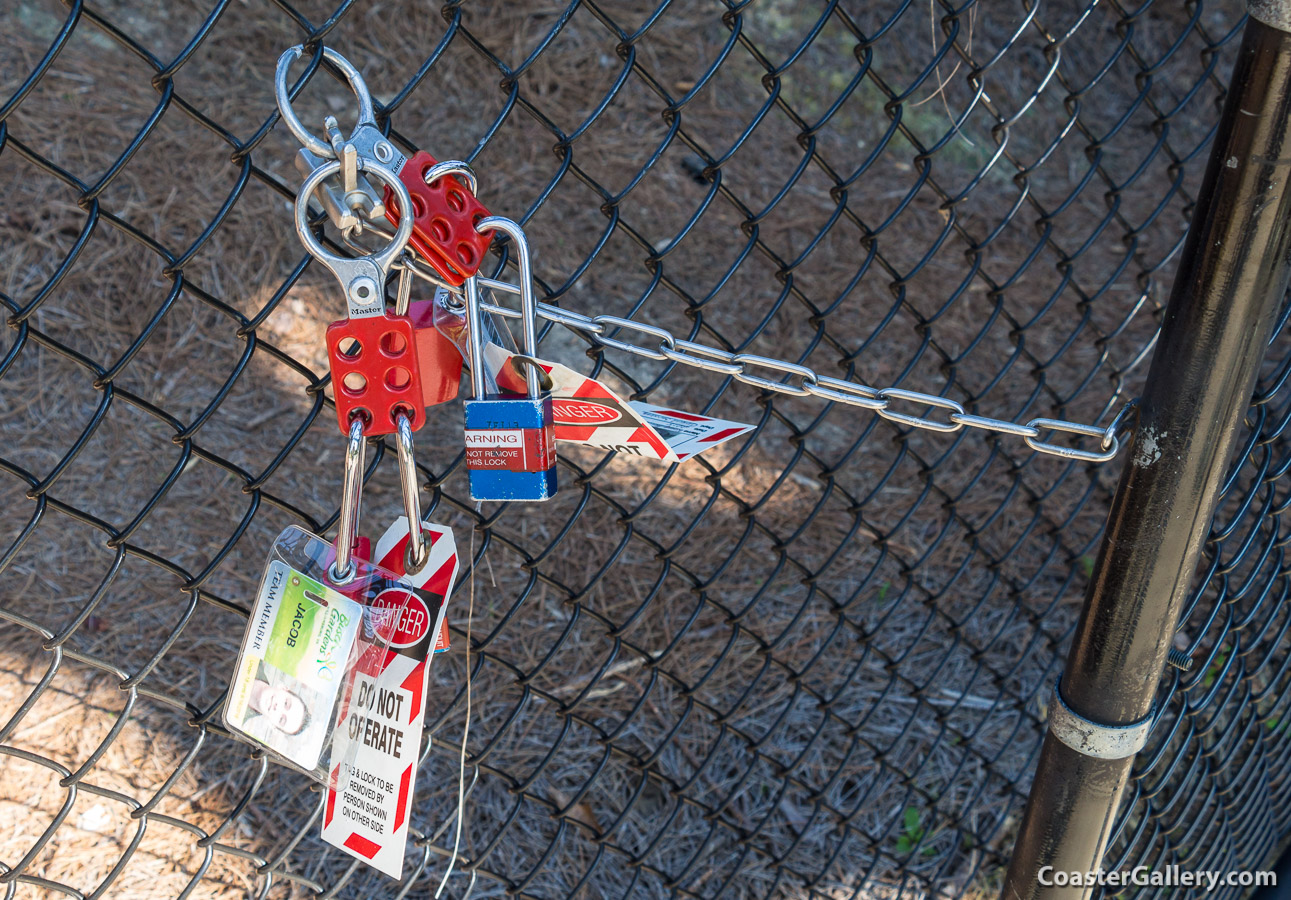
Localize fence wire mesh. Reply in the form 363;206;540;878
0;0;1280;898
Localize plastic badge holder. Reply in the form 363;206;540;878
223;525;416;787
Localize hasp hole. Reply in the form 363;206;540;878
431;217;451;242
457;243;476;267
342;372;368;395
385;366;412;391
420;162;437;183
379;331;408;356
390;404;417;427
337;337;362;358
411;194;427;220
350;408;373;429
446;189;465;212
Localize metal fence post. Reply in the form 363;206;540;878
1002;6;1291;897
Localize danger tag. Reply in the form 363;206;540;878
321;519;459;878
485;343;753;462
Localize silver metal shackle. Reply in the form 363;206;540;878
331;415;367;583
463;275;489;400
470;217;541;399
394;412;428;571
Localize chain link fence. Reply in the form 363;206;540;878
0;0;1281;898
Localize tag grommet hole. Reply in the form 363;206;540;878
404;533;431;574
328;561;355;585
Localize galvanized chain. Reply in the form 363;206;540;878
330;220;1135;464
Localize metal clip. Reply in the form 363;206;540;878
275;45;407;176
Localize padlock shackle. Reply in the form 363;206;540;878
295;157;414;319
473;217;542;399
330;415;367;584
395;412;429;571
275;44;377;160
463;276;488;400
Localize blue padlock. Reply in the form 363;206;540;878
462;218;557;502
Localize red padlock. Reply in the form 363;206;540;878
408;299;463;407
327;314;426;436
384;150;493;287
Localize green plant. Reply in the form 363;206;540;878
895;805;936;856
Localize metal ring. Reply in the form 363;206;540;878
474;275;521;297
330;416;367;584
394;254;414;317
275;45;377;160
295;157;414;316
1048;677;1155;760
395;413;427;571
354;219;467;295
1101;398;1140;451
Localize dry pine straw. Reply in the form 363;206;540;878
0;0;1245;898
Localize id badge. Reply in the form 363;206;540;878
223;525;420;782
225;561;362;771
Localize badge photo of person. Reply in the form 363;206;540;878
243;660;311;736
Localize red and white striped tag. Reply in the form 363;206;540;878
320;519;459;878
487;343;752;462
